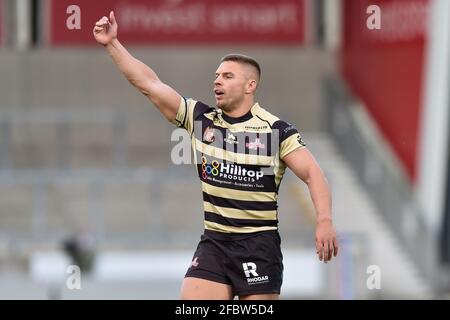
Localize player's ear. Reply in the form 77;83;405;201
246;79;258;94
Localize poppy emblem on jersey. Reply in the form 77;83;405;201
246;138;265;150
203;126;216;143
201;156;220;180
213;117;223;125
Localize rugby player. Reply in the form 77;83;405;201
93;11;338;300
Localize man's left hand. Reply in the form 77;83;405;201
315;218;338;263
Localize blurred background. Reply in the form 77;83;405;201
0;0;449;299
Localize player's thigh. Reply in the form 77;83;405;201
239;293;279;300
180;277;234;300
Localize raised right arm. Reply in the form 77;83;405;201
93;11;181;122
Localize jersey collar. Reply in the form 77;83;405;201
221;103;260;124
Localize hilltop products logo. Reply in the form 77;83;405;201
201;157;220;180
201;157;263;182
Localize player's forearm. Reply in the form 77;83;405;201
305;167;332;223
105;38;159;96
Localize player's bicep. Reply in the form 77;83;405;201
283;148;317;183
143;79;182;122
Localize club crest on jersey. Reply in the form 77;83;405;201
203;126;216;143
246;138;265;150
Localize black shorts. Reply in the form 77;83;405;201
185;230;283;296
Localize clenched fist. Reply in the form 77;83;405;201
93;11;118;46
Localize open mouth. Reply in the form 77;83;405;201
214;89;224;98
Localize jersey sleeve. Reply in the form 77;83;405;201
171;97;213;135
273;120;307;159
171;97;197;135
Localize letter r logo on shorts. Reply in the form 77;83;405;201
242;262;259;278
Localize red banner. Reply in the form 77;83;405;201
340;0;430;182
46;0;306;46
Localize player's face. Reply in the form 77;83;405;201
214;61;248;112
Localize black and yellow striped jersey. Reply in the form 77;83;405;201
172;97;306;239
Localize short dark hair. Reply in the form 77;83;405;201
221;54;261;80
